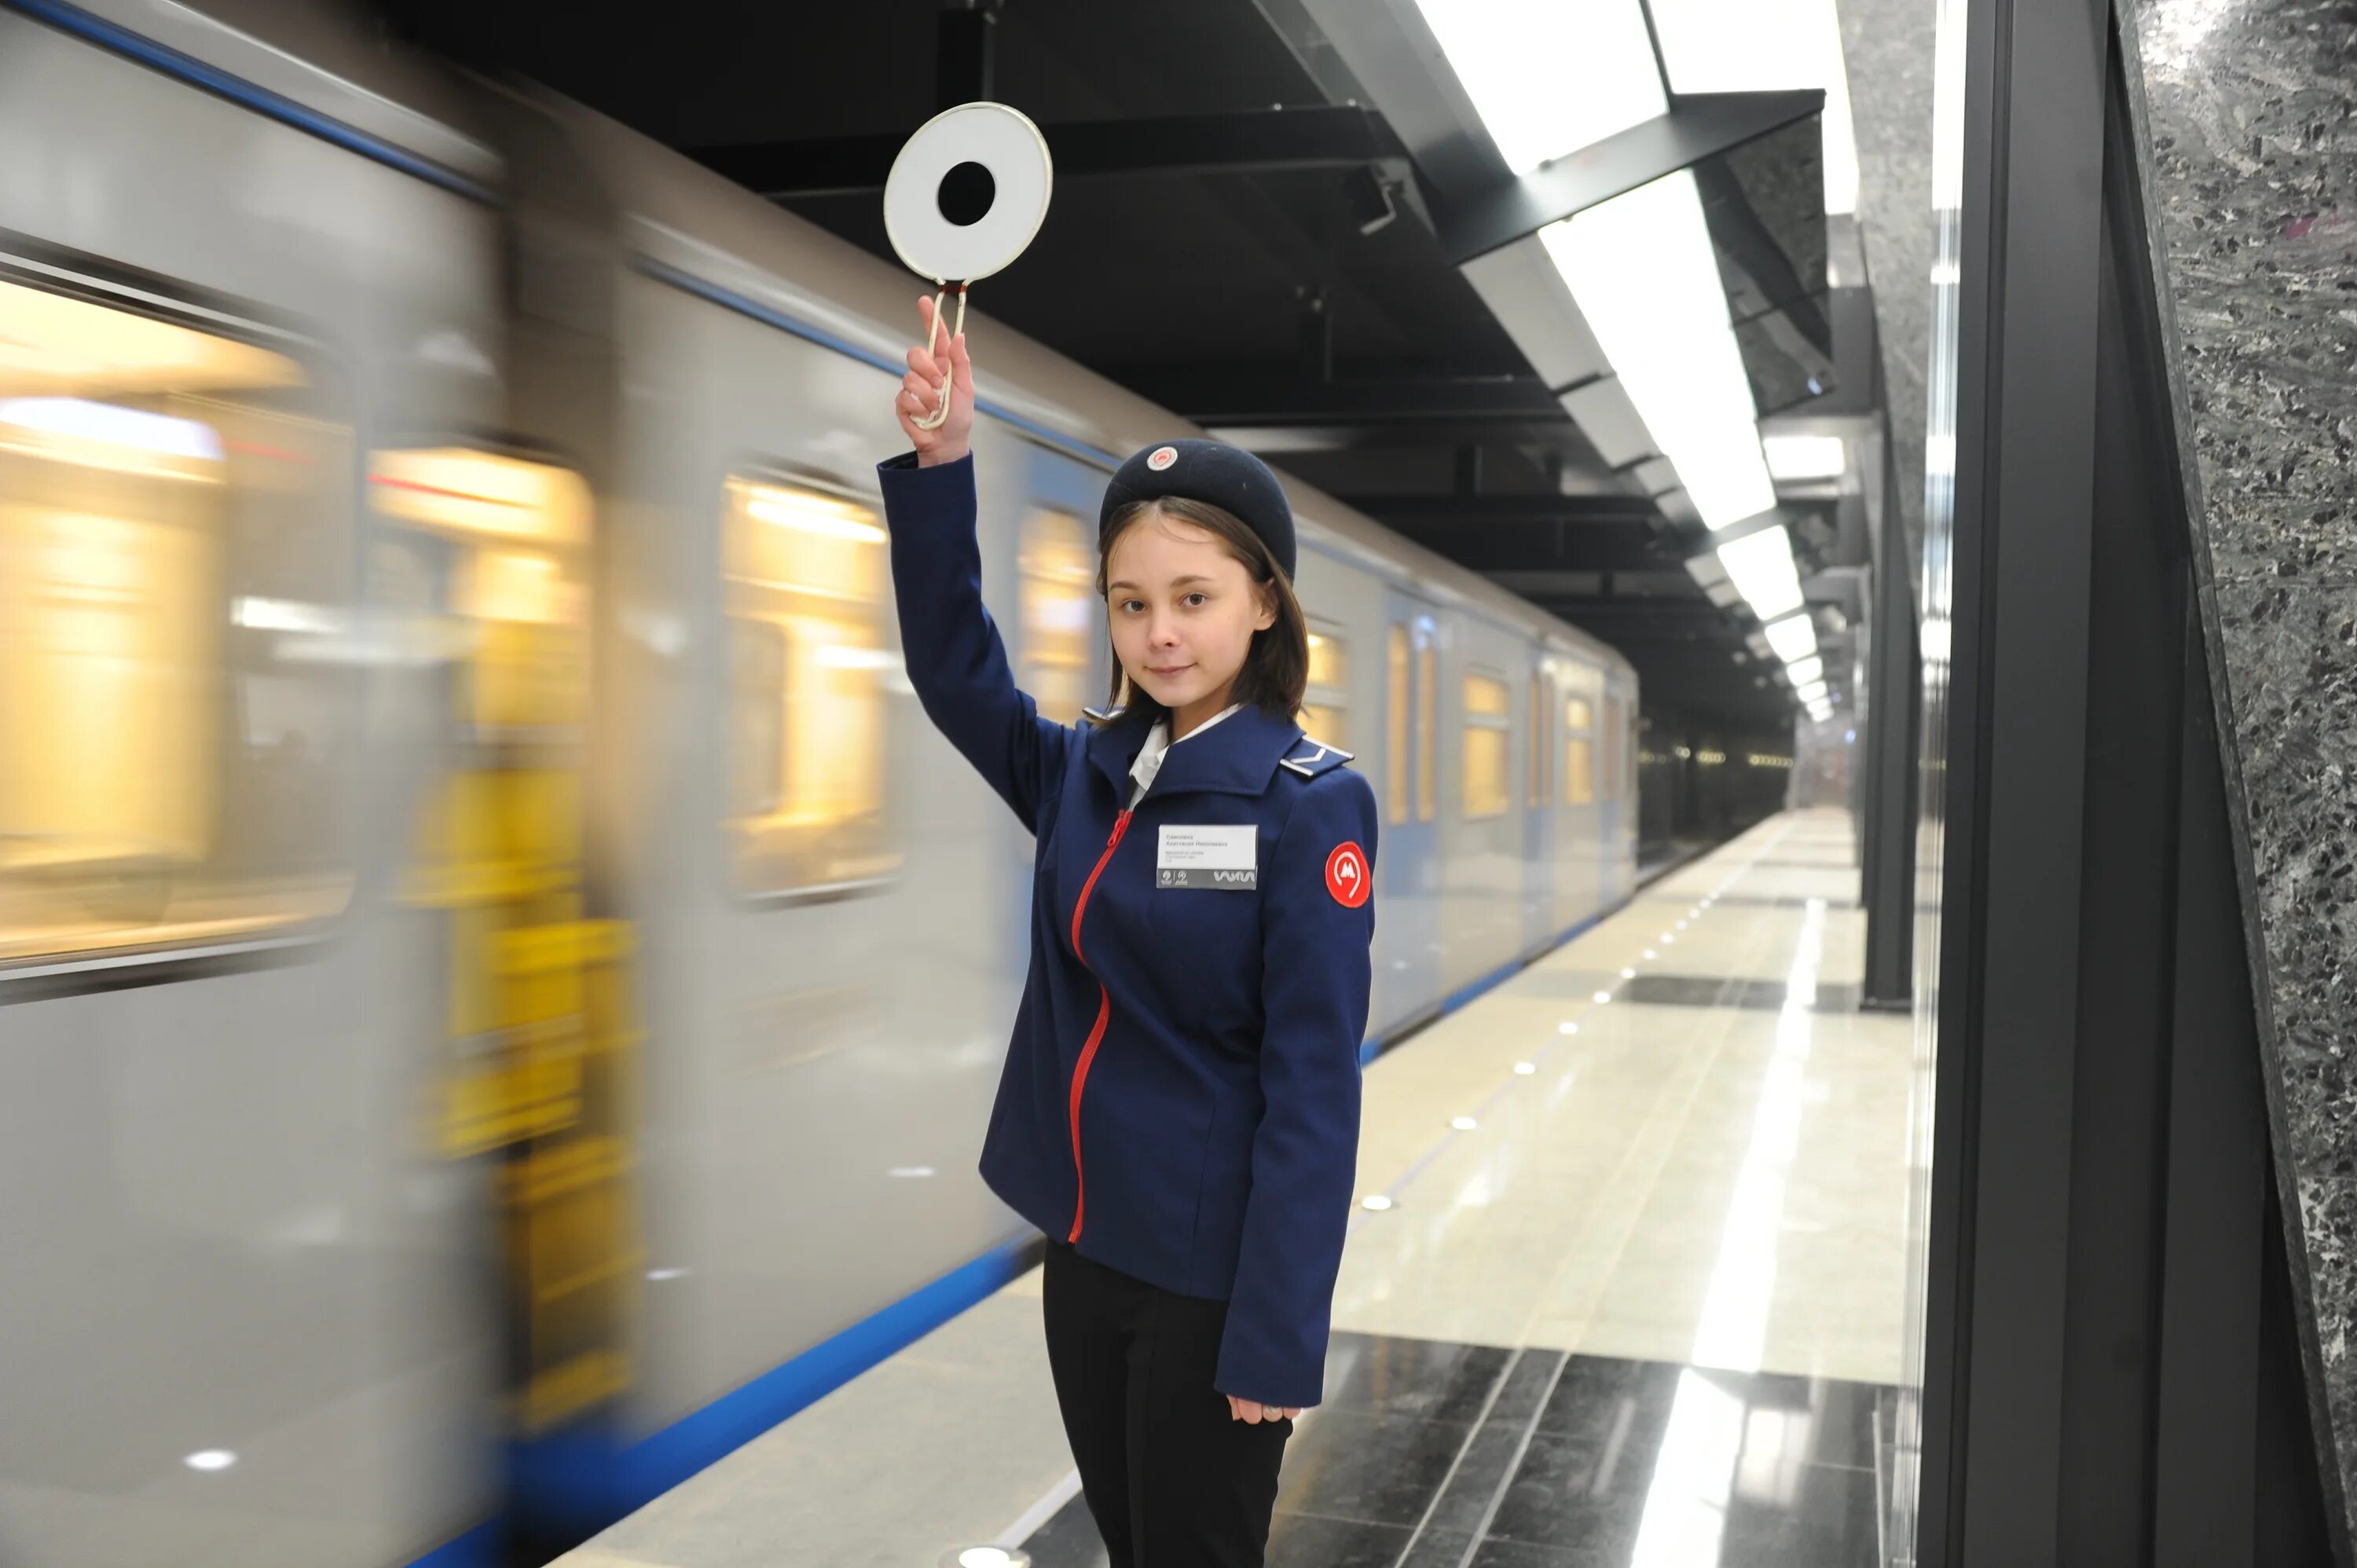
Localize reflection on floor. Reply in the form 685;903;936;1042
1024;1334;1882;1568
550;811;1910;1568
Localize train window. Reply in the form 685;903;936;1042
1463;671;1511;819
1019;505;1094;724
1565;696;1596;805
720;475;900;896
1302;624;1350;752
1386;624;1409;825
0;277;354;969
1417;638;1436;822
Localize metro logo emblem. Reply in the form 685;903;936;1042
1325;842;1370;908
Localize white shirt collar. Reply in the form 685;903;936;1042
1128;703;1243;804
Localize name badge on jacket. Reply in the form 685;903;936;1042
1157;824;1257;890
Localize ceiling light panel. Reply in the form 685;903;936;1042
1541;174;1774;529
1648;0;1863;214
1413;0;1667;173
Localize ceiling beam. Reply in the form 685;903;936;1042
1109;367;1565;427
689;106;1409;200
1436;90;1827;266
1387;522;1673;573
1339;492;1660;523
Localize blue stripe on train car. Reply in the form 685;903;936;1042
401;1520;499;1568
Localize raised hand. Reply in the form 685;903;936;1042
897;292;976;467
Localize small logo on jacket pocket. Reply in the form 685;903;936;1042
1325;843;1370;908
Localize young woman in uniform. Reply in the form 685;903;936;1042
878;297;1377;1566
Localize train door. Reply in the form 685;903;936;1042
1376;590;1441;1030
1522;655;1557;952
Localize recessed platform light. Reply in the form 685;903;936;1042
1515;1062;1538;1075
941;1549;1030;1568
185;1450;236;1472
1362;1195;1395;1211
1593;991;1613;1004
1452;1116;1479;1131
1559;1022;1580;1035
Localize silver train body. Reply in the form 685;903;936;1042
0;5;1637;1564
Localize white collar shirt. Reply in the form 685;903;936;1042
1127;702;1244;808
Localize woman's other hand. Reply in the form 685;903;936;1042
1226;1395;1303;1424
897;293;976;467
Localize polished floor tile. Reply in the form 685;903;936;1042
1021;1334;1896;1568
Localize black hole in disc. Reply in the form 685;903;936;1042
937;161;996;227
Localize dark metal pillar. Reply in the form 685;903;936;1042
1860;424;1917;1009
936;1;997;111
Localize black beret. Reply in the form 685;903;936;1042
1099;438;1296;581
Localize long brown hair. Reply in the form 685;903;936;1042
1092;497;1309;727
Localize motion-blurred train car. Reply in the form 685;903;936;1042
0;3;1637;1563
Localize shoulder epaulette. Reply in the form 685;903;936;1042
1279;737;1356;779
1081;704;1126;724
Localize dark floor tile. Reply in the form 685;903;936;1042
1486;1347;1570;1426
1534;1354;1685;1448
1276;1408;1475;1528
1728;1368;1884;1471
1618;974;1864;1013
1420;1421;1528;1537
1322;1332;1515;1424
1485;1431;1648;1552
1718;1460;1882;1568
1021;1493;1112;1567
1263;1513;1423;1567
1469;1540;1620;1568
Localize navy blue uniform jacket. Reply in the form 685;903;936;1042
878;451;1377;1409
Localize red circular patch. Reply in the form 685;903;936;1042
1146;445;1178;471
1325;842;1371;908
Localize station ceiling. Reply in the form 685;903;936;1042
378;0;1853;729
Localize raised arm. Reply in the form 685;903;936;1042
878;297;1072;832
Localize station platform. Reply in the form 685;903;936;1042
555;808;1908;1568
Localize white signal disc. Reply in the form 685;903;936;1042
883;101;1054;284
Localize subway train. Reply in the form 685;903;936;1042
0;3;1638;1564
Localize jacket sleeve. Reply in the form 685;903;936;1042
877;450;1072;834
1215;768;1378;1409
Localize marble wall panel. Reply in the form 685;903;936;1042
2130;0;2357;1537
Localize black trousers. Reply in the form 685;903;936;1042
1042;1240;1292;1566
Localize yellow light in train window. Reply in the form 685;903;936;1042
722;474;900;896
1565;697;1595;731
368;447;590;548
746;485;890;544
1416;641;1435;822
1299;702;1350;753
1020;507;1094;724
1462;672;1511;819
1386;625;1409;826
1306;628;1350;689
0;277;302;396
0;276;353;969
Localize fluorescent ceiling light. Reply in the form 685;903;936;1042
1763;434;1847;480
1717;527;1805;623
1784;654;1824;686
1649;0;1863;215
1413;0;1666;173
1762;610;1819;664
1541;174;1775;529
1794;679;1829;704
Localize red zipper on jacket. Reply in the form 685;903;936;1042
1065;808;1133;1243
